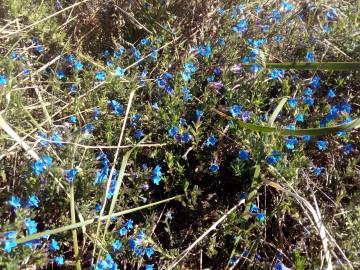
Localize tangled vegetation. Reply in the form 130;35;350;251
0;0;359;269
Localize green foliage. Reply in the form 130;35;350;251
0;0;359;269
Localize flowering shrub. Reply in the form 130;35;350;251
0;0;359;269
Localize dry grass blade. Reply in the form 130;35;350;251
265;166;354;270
165;198;245;270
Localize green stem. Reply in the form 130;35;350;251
15;195;182;244
70;183;81;270
241;62;360;71
213;109;360;136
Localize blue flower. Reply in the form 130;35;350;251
288;98;297;108
304;97;314;106
206;134;217;146
182;71;191;81
250;202;259;213
196;109;204;121
287;123;296;130
115;67;125;77
135;129;145;139
134;246;145;257
242;111;251;121
3;239;17;253
198;44;212;58
326;8;337;20
152;165;162;185
233;19;248;33
106;170;118;200
35;44;44;54
182;132;191;143
152;102;159;111
24;219;38;235
255;5;263;13
108;100;123;116
95;70;106;81
343;143;353;155
83;123;95;134
119;227;128;236
304;87;313;96
96;259;108;270
51;132;63;146
112;240;122;252
141;37;151;46
31;38;40;49
272;9;281;23
95;202;102;212
165;85;174;95
285;137;298;150
270;69;284;80
313;167;323;176
209;163;219;173
327;89;336;98
296;114;304;122
250;64;262;73
281;0;294;12
250;48;259;58
266;151;282;165
137;230;145;240
65;54;76;64
182;86;192;101
310;75;321;89
74;61;83;71
9;195;21;208
49;239;60;251
104;254;117;269
239;150;250;160
145;264;154;270
229;105;242;117
94;154;109;185
274;261;286;270
54;255;64;265
262;25;270;33
27;194;40;208
105;60;113;67
145;246;154;258
93;107;101;120
316;140;328;151
168;126;178;138
274;34;284;44
68;115;77;124
64;169;78;183
4;231;17;239
113;47;125;58
256;212;265;222
56;70;65;80
323;24;332;33
230;256;239;265
0;74;8;85
218;37;225;46
156;77;166;88
69;84;77;93
242;249;249;257
31;155;53;176
302;135;311;142
305;51;315;62
179;118;187;126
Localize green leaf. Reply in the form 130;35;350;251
268;97;288;127
15;195;182;244
213;109;360;136
241;62;360;71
